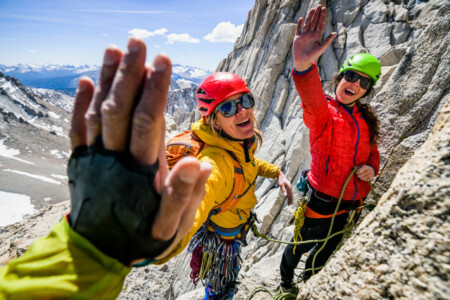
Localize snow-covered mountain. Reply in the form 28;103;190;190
0;63;212;96
0;71;72;225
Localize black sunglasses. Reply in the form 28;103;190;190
215;94;255;118
343;71;372;90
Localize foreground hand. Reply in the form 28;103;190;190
293;4;337;71
69;38;211;264
278;171;294;205
356;165;375;182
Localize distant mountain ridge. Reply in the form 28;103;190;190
0;63;212;96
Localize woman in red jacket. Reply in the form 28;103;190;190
279;5;381;291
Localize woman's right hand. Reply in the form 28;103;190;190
293;4;337;72
70;38;211;265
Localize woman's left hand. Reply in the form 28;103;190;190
356;165;376;181
278;171;293;205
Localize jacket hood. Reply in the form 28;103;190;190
191;119;257;163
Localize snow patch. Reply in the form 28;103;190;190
48;111;61;119
0;139;35;165
51;174;68;180
50;149;64;159
44;197;52;202
176;79;197;89
4;169;61;185
0;191;35;226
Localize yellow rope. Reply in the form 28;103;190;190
292;199;306;254
199;250;214;280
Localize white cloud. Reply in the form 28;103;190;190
102;33;108;37
128;28;168;39
154;45;160;48
204;22;244;43
29;49;35;54
166;33;200;45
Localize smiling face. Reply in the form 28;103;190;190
214;93;255;140
335;70;371;106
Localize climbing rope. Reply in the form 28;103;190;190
247;286;297;300
310;167;359;276
292;199;306;254
247;167;380;299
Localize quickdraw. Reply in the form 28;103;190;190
187;225;243;298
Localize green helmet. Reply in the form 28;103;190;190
339;53;381;86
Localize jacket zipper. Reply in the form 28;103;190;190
345;109;360;200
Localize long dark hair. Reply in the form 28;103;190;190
331;73;379;145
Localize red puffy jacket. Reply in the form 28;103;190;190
293;63;380;201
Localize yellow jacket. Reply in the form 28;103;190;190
157;119;280;264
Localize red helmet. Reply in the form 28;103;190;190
196;72;251;116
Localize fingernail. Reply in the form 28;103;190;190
103;46;119;65
77;77;89;92
128;38;142;53
179;168;197;184
153;55;167;72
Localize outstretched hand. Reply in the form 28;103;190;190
69;38;211;264
293;4;337;72
278;171;294;205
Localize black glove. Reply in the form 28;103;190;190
67;137;175;266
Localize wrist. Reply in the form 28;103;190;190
293;64;313;75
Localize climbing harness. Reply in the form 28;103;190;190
188;225;243;299
188;210;256;298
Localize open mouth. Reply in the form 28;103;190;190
236;119;250;127
345;89;356;96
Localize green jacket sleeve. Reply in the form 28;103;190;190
0;217;131;300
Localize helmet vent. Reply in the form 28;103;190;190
197;87;206;95
199;107;208;112
198;97;215;104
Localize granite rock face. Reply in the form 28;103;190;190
159;1;449;299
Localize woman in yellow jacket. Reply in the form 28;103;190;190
159;72;293;299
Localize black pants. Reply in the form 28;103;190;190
280;191;361;285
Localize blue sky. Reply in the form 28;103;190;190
0;0;254;70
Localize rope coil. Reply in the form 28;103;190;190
247;167;379;299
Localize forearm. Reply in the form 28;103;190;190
0;218;130;299
255;157;280;178
292;63;329;129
